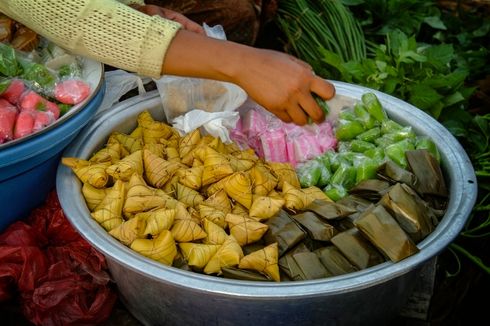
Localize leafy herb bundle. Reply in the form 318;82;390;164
276;0;366;77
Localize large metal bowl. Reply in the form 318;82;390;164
57;81;477;326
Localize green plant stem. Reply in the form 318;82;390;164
449;243;490;274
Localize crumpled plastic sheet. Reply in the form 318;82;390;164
0;191;117;325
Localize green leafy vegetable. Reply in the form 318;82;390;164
0;43;22;77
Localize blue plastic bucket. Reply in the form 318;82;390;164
0;83;106;231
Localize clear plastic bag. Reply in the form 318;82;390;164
97;69;148;113
153;24;247;142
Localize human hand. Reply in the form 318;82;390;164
131;4;205;35
234;49;335;125
161;31;335;126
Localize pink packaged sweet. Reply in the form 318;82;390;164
231;103;337;166
260;128;288;162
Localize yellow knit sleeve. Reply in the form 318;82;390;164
0;0;181;78
118;0;145;5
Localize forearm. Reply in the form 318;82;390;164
162;29;250;83
0;0;181;78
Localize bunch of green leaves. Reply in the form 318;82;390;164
435;10;490;82
276;0;366;77
319;29;474;119
344;0;447;41
443;112;490;274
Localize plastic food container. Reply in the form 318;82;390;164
0;58;104;231
57;82;477;326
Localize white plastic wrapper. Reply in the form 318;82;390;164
153;24;248;142
98;69;148;113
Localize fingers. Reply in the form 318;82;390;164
311;76;335;101
287;105;309;126
274;110;293;124
299;93;325;124
187;23;206;35
134;5;205;34
164;10;205;34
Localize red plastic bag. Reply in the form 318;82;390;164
0;191;117;325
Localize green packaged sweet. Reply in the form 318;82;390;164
335;119;366;141
356;127;381;143
313;157;332;188
296;160;322;188
416;136;441;163
330;163;357;190
354;103;377;129
385;138;416;168
338;107;357;121
363;147;386;164
350;139;376;153
390;126;417;142
354;156;379;184
374;133;398;148
361;92;387;122
323;184;348;202
381;119;403;134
